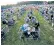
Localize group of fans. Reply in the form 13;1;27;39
1;5;54;41
1;7;40;40
20;9;40;40
38;6;54;27
1;6;26;40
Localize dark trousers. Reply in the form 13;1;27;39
31;32;38;39
23;31;30;38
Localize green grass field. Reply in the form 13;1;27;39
1;9;54;45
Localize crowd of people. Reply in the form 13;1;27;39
20;9;40;40
1;4;54;41
1;6;26;40
38;6;54;27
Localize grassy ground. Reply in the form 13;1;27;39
1;9;54;45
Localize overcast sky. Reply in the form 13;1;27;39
0;0;23;5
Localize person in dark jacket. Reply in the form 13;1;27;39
32;22;40;40
1;31;5;40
